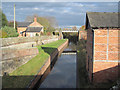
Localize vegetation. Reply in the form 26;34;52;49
79;25;86;31
77;39;88;88
3;39;67;88
0;11;8;27
0;11;18;38
8;21;18;31
72;26;77;30
0;26;19;38
25;15;57;33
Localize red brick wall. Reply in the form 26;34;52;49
79;30;87;40
93;29;119;83
86;28;119;83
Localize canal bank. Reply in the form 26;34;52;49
38;42;77;88
2;39;68;88
28;39;69;88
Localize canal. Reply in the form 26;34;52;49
38;42;77;88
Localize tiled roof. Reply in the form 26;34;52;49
28;22;43;27
26;27;42;32
86;12;119;28
17;22;32;27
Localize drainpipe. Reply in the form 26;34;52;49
107;28;109;61
92;29;95;82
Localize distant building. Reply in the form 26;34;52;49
17;17;44;37
85;12;120;83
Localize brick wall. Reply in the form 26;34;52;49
1;36;59;74
86;28;119;83
86;28;94;81
79;30;87;40
93;29;119;83
1;35;58;47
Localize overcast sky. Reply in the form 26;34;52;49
2;2;118;26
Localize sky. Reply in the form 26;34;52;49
2;0;120;2
2;2;118;26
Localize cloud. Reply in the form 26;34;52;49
33;7;39;10
66;3;84;7
2;2;118;26
2;0;120;2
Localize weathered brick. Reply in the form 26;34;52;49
108;52;119;60
95;36;107;44
95;44;107;51
93;62;118;83
94;52;107;60
108;44;119;51
109;37;119;44
109;30;119;37
94;30;107;36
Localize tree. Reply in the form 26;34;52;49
0;11;8;27
72;26;77;30
79;25;85;31
8;21;18;31
25;15;57;33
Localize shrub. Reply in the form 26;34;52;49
0;30;8;38
35;33;39;36
1;26;19;37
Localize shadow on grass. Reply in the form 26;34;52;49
2;47;60;89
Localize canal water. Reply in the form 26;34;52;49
38;42;76;88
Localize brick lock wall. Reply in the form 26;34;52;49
93;29;119;83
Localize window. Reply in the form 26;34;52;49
20;31;22;34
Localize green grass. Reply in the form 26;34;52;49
2;39;67;88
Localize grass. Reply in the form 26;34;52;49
77;39;88;88
2;39;67;88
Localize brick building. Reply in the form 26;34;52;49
85;12;120;83
17;17;44;37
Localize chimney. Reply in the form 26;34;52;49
34;17;37;22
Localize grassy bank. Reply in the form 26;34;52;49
2;39;67;88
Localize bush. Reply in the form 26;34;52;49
1;26;19;38
0;30;8;38
35;33;39;36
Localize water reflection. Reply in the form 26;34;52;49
39;54;76;88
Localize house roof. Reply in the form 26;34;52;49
26;27;43;32
28;22;43;27
86;12;119;29
17;22;32;27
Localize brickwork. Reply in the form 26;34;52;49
28;40;68;88
94;29;119;61
86;28;93;81
86;28;119;83
79;30;87;40
1;35;58;47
